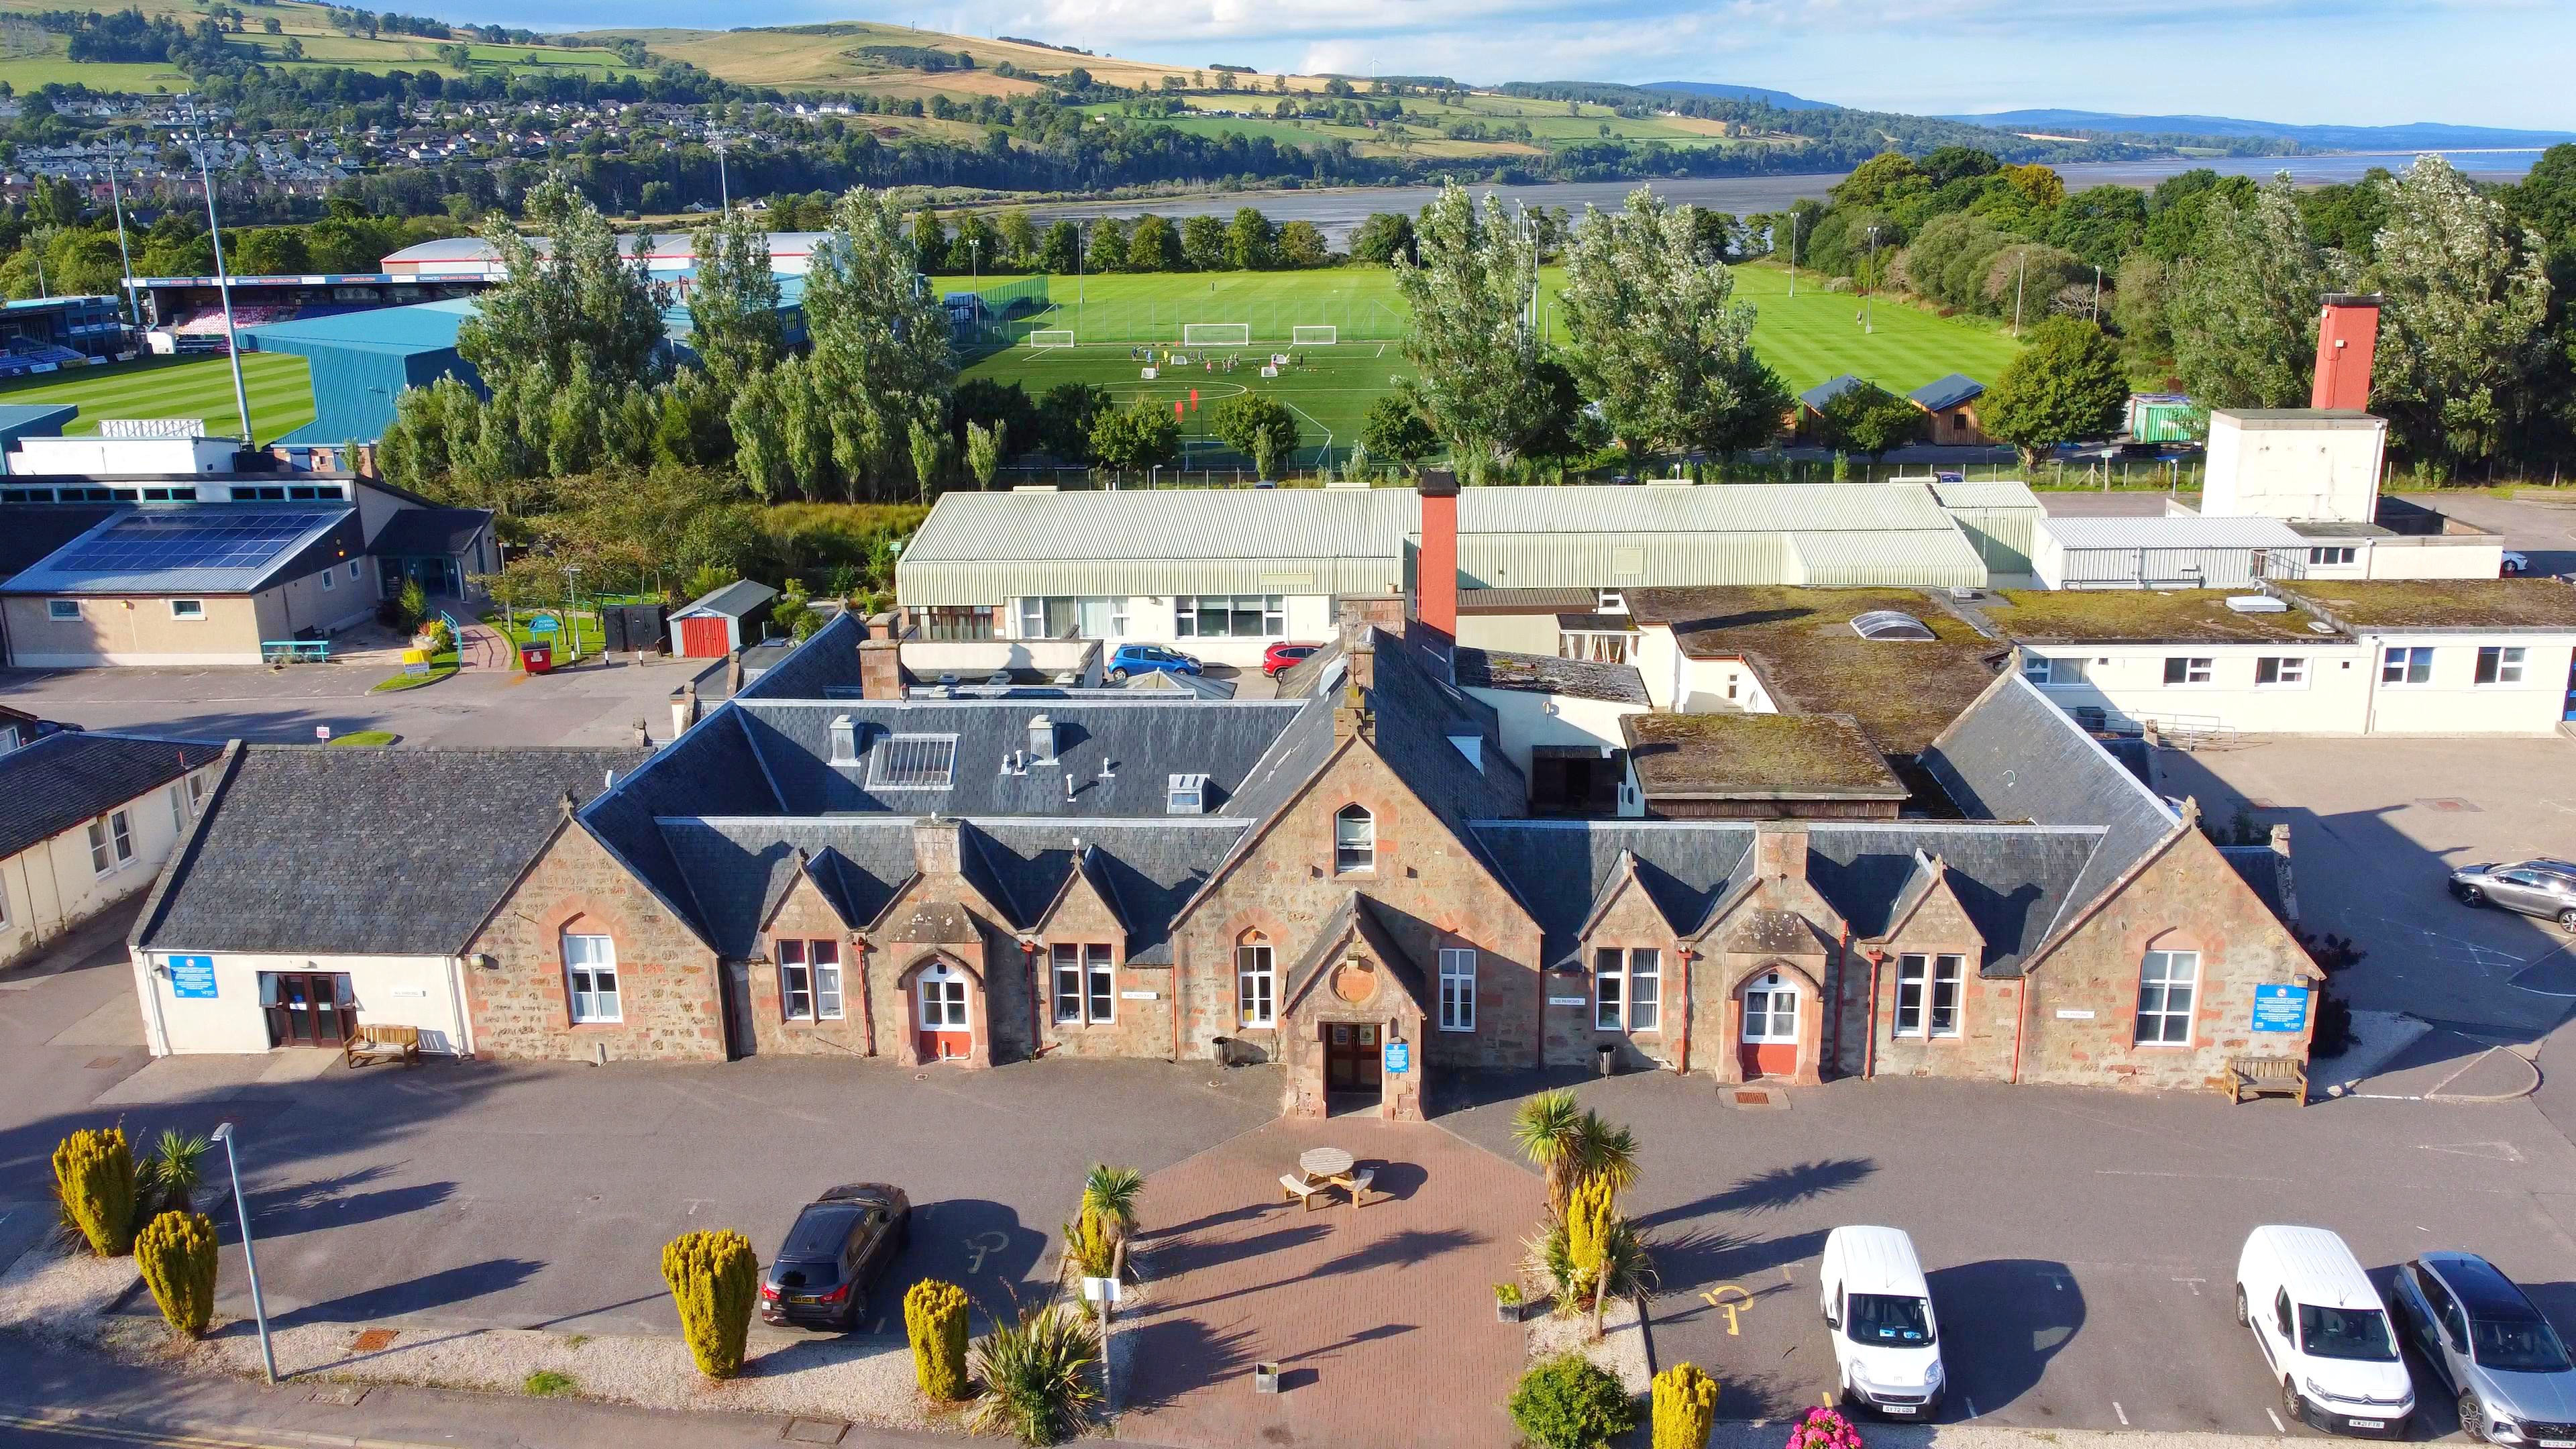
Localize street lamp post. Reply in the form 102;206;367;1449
711;131;731;215
108;167;138;327
562;565;583;663
211;1122;276;1383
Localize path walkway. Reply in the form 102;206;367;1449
1114;1116;1542;1449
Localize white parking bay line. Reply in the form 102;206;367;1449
2114;1402;2129;1426
2267;1407;2287;1434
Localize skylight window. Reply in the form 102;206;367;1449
866;733;958;790
1850;610;1935;641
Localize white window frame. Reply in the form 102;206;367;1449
565;933;621;1023
2380;645;2434;687
1593;946;1660;1032
186;771;207;810
1236;938;1275;1028
2253;656;2306;688
168;782;189;832
918;960;969;1030
1175;594;1287;639
2023;655;2086;688
1929;953;1962;1038
2475;646;2526;686
813;940;843;1020
1052;943;1114;1026
1742;971;1799;1042
1894;953;1926;1035
47;598;79;622
347;560;362;582
777;938;841;1022
1333;804;1375;874
319;567;335;592
2162;655;2214;686
2135;949;2198;1046
2308;546;2356;566
169;598;205;621
1438;947;1477;1032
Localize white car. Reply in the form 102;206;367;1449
1820;1226;1945;1417
2237;1226;2415;1438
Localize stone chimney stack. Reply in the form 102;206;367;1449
1754;822;1811;885
859;612;908;700
2310;293;2381;412
669;679;699;740
912;815;962;879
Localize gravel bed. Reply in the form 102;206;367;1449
1525;1296;1650;1393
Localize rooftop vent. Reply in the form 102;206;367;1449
1028;713;1058;763
1167;772;1209;814
1850;610;1935;641
2224;595;2288;613
827;714;858;766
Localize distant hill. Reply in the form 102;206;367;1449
1644;80;1836;111
1940;110;2576;150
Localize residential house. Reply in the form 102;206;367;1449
3;733;223;969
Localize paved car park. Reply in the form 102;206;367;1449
0;653;720;749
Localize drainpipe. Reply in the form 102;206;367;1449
1170;938;1185;1065
2009;979;2030;1085
852;936;875;1057
1022;939;1047;1058
1674;945;1694;1075
1862;949;1884;1079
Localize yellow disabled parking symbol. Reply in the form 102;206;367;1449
1701;1283;1754;1336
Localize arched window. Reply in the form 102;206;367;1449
918;959;969;1030
1237;931;1275;1028
1334;804;1375;874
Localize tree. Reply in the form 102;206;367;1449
686;205;783;392
1348;212;1415;266
2363;155;2553;467
2166;174;2340;409
1087;400;1182;470
1818;380;1923;462
1039;219;1081;274
1558;187;1790;471
1510;1089;1586;1219
1126;213;1179;272
963;419;1005;489
997;209;1039;266
1083;217;1128;274
1393;182;1557;480
1036;382;1109;462
1225;207;1275;270
233;227;309;274
910;207;947;268
1277;219;1328;268
1982;317;2129;468
800;186;959;499
1212;393;1300;478
908;416;949;498
1179;213;1228;271
1360;394;1436;474
460;179;667;394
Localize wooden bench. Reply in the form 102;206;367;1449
2222;1055;2307;1106
345;1023;422;1069
1279;1174;1331;1213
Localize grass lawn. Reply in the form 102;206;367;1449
0;354;316;443
486;610;606;665
369;647;458;693
947;262;2022;465
327;730;401;745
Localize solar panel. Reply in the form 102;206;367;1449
58;510;334;575
866;733;958;790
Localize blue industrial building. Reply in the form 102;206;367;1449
238;277;806;445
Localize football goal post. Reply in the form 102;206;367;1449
1181;323;1252;347
1290;325;1338;346
1027;329;1076;349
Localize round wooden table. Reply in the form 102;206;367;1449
1298;1147;1355;1179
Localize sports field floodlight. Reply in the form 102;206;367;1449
211;1122;277;1383
180;95;256;450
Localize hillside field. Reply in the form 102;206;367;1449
0;354;317;443
0;0;642;90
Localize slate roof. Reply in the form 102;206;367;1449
1919;672;2179;940
971;820;1244;964
1909;373;1985;412
729;698;1308;818
735;610;870;701
1471;820;1757;969
1799;374;1867;412
1806;824;2104;977
0;732;221;861
368;506;491;558
1453;647;1648;705
675;579;778;620
139;746;649;955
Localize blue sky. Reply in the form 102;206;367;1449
477;1;2576;131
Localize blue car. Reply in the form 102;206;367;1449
1108;644;1201;680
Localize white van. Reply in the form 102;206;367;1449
2236;1226;2415;1437
1819;1226;1945;1417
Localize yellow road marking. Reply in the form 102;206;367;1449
1701;1282;1756;1336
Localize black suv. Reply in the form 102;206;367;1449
758;1183;910;1331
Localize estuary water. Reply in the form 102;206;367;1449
1019;150;2546;247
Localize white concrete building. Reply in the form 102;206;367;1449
2200;410;2387;524
1;732;223;969
129;745;649;1056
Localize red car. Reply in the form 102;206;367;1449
1263;642;1324;677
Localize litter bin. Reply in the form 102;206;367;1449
521;643;553;675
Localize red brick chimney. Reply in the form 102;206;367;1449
1415;469;1460;638
2310;294;2380;412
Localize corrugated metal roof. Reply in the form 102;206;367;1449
241;298;475;351
1928;480;2041;510
2037;515;2307;549
382;231;833;265
1458;482;1956;535
1909;373;1986;411
1458;531;1788;590
1788;529;1986;587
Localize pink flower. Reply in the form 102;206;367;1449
1786;1406;1863;1449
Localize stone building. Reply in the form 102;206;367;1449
127;591;2320;1112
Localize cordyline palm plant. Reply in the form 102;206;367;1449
1511;1091;1644;1220
970;1303;1102;1446
1080;1164;1143;1250
146;1130;211;1216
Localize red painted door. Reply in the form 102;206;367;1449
916;963;972;1061
1739;973;1799;1079
680;616;729;657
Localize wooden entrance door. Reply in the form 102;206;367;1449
1738;971;1800;1079
264;972;354;1048
1323;1022;1382;1093
916;961;972;1062
679;615;729;657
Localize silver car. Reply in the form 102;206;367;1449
2392;1253;2576;1444
2451;860;2576;932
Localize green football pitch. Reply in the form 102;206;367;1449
964;339;1401;469
0;353;317;443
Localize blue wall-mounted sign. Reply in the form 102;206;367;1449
528;614;561;634
168;955;217;1000
1383;1039;1410;1075
2251;983;2310;1034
